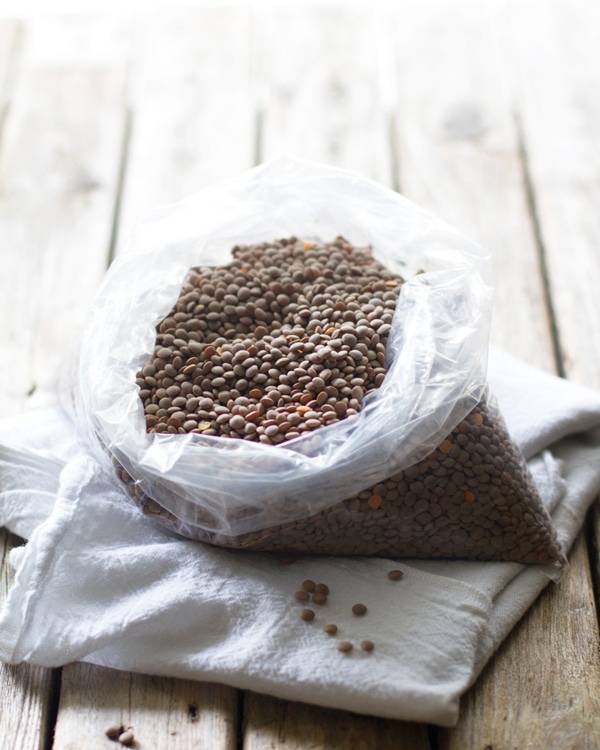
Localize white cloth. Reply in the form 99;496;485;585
1;350;600;726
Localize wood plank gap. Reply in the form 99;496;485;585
253;107;264;166
236;690;245;750
0;20;25;142
427;724;439;750
42;668;61;750
514;111;566;377
106;105;133;268
387;111;401;194
584;506;600;624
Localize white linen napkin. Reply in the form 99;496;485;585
1;350;600;726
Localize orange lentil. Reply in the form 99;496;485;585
464;490;476;504
368;494;382;510
303;241;315;250
440;439;453;454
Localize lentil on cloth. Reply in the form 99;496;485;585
122;237;564;565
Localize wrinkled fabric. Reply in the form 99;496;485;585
1;350;600;726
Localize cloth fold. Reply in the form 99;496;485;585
1;350;600;726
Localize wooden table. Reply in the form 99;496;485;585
1;2;599;748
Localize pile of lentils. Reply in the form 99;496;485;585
137;237;403;443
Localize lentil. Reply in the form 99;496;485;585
300;608;315;622
337;641;353;653
118;729;135;747
360;640;375;652
105;725;123;741
138;238;403;443
323;624;338;636
352;603;367;616
123;237;564;565
387;569;404;581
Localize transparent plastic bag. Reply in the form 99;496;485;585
72;157;562;564
115;392;563;565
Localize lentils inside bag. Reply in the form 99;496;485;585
121;236;563;566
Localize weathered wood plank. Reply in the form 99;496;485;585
258;4;392;183
55;8;253;748
391;1;600;747
53;664;238;750
392;0;555;370
507;0;600;389
243;692;430;750
0;18;65;750
0;14;132;750
504;3;600;735
440;536;600;750
0;15;129;413
114;6;255;255
1;530;56;750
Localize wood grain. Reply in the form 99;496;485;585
243;693;429;750
0;15;129;413
54;9;250;748
505;0;600;620
1;530;56;750
53;664;238;750
114;6;255;255
506;0;600;389
0;14;133;750
392;0;555;370
258;4;392;183
391;1;600;747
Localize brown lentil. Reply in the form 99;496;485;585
337;641;353;653
105;725;123;741
301;579;316;593
138;238;403;443
387;569;404;581
294;590;310;602
123;238;563;566
315;583;330;595
360;640;375;652
352;603;367;616
323;624;338;636
118;729;135;747
300;608;315;622
312;592;327;606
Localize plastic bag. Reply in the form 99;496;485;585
72;158;562;564
116;393;563;564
